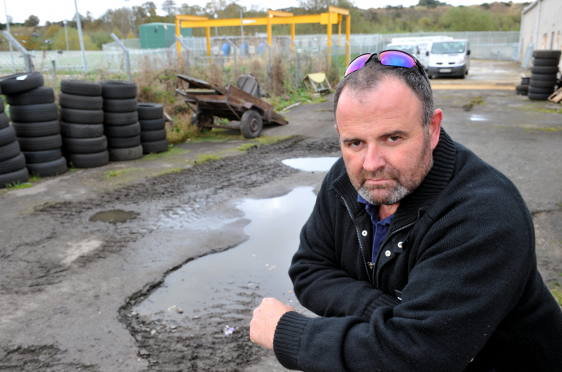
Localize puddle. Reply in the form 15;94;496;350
89;210;138;224
470;115;489;122
282;157;339;172
134;187;317;318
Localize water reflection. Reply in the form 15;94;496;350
282;157;339;172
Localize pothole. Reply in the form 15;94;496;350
133;187;317;319
282;157;339;171
89;210;139;224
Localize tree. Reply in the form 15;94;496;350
418;0;447;7
24;15;40;27
143;2;158;18
161;0;177;15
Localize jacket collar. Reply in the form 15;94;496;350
331;128;457;228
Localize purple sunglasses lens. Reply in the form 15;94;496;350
345;54;371;76
379;51;415;68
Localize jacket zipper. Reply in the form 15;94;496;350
372;209;424;288
341;196;373;283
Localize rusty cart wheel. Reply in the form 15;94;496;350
240;110;263;139
191;111;212;132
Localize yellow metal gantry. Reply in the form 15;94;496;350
175;6;350;67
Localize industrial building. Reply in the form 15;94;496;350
139;23;192;49
519;0;562;67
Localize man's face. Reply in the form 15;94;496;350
335;77;442;206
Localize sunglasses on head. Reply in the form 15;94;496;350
344;50;428;82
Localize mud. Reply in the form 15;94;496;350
0;61;561;371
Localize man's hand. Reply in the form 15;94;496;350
250;298;295;349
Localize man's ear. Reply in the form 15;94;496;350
429;109;442;150
335;124;340;136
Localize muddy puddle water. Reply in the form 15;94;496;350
89;210;138;224
282;157;339;172
134;187;317;318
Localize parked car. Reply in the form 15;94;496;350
426;40;471;79
385;43;426;69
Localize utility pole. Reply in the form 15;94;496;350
73;0;87;72
63;20;69;51
3;0;15;72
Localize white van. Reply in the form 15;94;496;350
426;40;471;79
385;43;426;68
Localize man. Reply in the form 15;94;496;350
250;51;562;371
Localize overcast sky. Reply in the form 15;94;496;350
4;0;531;25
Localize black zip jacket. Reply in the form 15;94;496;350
273;129;562;372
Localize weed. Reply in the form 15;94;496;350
523;127;562;133
193;154;223;164
520;106;562;115
104;168;140;179
4;181;33;190
551;287;562;307
153;167;184;177
141;146;190;160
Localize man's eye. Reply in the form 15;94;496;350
388;136;400;143
351;141;362;147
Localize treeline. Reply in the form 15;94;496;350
0;0;527;51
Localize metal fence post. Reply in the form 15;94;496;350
110;33;131;81
175;35;191;74
289;39;299;89
2;31;33;72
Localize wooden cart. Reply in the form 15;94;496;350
176;74;288;139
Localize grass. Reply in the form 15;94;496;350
550;284;562;307
237;135;292;152
193;153;224;164
520;106;562;115
104;168;141;179
1;174;43;194
141;146;190;161
523;127;562;133
152;167;184;177
267;88;329;112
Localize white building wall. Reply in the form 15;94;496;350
520;0;562;69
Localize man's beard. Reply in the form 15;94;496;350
352;137;434;206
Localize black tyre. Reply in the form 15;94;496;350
12;120;61;138
101;81;137;99
528;79;557;88
104;111;138;125
532;50;562;59
240;110;263;139
23;149;62;164
10;103;58;123
0;153;26;175
137;103;164;120
27;157;67;177
60;122;104;139
6;86;55;106
107;135;140;149
531;73;558;81
531;66;559;74
63;136;107;154
0;72;44;95
140;129;166;142
103;98;138;113
516;89;528;96
533;58;560;67
0;98;3;113
0;141;21;162
60;80;102;97
0;167;29;189
528;86;554;94
67;151;109;169
139;118;166;131
142;139;168;154
528;92;551;101
17;134;63;152
515;84;529;92
0;113;9;130
0;125;16;146
108;145;143;161
104;123;140;138
60;108;104;124
59;93;103;110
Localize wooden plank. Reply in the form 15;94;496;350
185;88;216;94
548;87;562;103
176;74;226;95
227;84;273;111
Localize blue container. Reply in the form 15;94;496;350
221;43;230;56
257;43;266;55
240;42;248;56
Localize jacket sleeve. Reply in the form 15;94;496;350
288;172;399;321
274;189;536;372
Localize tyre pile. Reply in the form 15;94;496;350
138;103;169;154
515;77;530;96
59;79;109;169
528;50;561;101
2;72;67;181
0;84;28;188
101;81;143;161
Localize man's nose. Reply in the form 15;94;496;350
363;145;386;172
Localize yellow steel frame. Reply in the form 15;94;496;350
175;7;350;67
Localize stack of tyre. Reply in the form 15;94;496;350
515;77;530;96
101;81;143;161
59;80;109;168
2;72;66;178
0;84;28;188
138;103;168;154
528;50;561;101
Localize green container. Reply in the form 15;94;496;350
139;23;192;49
